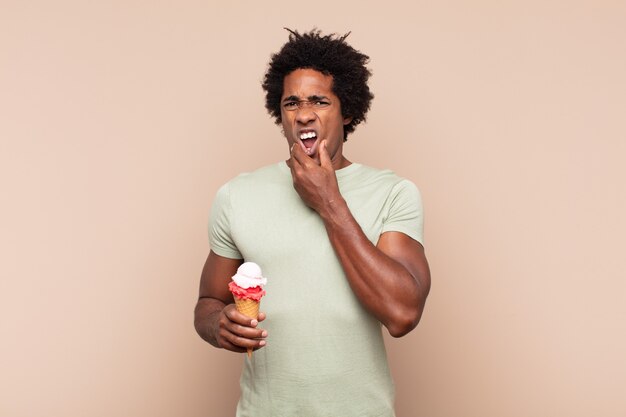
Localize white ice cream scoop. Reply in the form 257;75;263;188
232;262;267;289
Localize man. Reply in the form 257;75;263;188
194;29;430;417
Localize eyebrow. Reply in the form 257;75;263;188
282;95;330;103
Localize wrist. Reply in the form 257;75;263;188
318;195;349;223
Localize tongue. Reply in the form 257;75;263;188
302;138;316;149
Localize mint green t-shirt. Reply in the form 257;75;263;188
209;161;424;417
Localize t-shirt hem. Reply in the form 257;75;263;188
380;226;424;246
211;246;243;260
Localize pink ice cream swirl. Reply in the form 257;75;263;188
228;262;267;301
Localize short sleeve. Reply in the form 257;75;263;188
381;179;424;245
208;183;243;259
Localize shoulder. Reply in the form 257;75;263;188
348;163;420;192
214;162;294;209
219;162;287;190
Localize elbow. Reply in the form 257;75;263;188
386;286;430;338
383;268;431;337
386;306;424;338
388;269;431;337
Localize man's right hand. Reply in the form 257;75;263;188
195;251;269;353
211;304;267;353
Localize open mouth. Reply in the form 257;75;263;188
299;130;318;154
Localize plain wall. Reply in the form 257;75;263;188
1;1;625;416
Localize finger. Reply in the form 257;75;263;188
288;144;302;174
257;312;267;322
223;330;259;351
218;338;247;353
224;304;260;327
222;325;267;350
289;148;307;183
221;337;266;353
319;140;332;168
291;140;314;168
290;142;303;159
287;154;303;184
288;148;300;171
227;321;267;340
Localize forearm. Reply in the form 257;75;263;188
194;297;226;347
287;143;429;335
321;198;428;337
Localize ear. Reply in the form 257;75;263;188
343;116;353;125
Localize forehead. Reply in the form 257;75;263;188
282;68;335;98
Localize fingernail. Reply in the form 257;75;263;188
261;331;268;337
259;340;266;346
251;320;258;326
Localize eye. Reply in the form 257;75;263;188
283;101;299;110
314;100;330;108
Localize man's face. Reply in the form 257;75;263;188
281;68;352;167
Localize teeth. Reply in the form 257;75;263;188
299;132;317;140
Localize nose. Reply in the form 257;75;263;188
295;106;316;125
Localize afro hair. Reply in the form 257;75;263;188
262;28;374;141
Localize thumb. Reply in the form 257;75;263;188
320;140;332;168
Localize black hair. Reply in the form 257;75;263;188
262;28;374;141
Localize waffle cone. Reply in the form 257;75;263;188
234;297;260;358
234;297;260;319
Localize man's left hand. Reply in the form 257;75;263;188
288;140;342;214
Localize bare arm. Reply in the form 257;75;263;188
324;214;430;337
289;141;431;337
194;251;267;352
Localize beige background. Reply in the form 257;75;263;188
1;1;625;416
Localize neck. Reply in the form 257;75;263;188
332;155;352;170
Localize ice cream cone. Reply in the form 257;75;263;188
234;297;260;357
229;262;266;358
